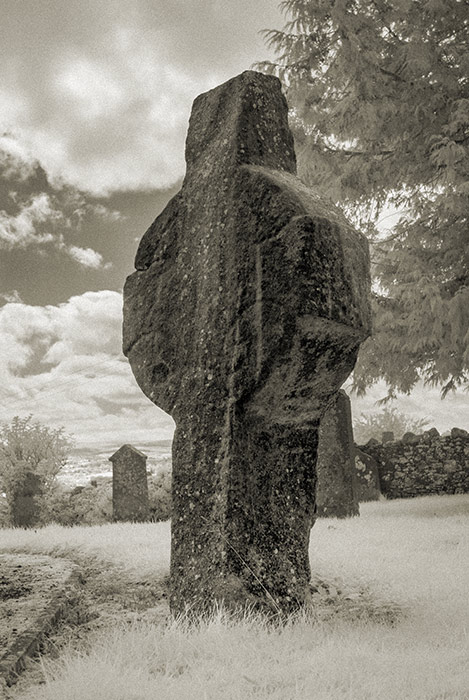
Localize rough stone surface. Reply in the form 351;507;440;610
123;70;371;615
316;390;359;517
109;444;149;522
358;429;469;498
402;432;420;445
354;448;381;501
381;431;394;444
423;427;440;441
10;472;43;528
451;427;469;439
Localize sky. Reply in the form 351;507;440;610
1;1;467;456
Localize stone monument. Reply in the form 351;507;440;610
123;71;371;615
109;444;149;522
11;471;43;528
316;390;359;518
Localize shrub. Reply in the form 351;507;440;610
36;467;172;527
0;416;73;526
41;479;113;526
148;467;172;521
353;406;430;444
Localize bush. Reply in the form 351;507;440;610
36;467;172;527
0;416;73;527
41;479;113;526
353;406;430;444
0;492;10;527
148;467;172;521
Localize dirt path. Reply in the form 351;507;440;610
1;555;170;699
0;555;78;655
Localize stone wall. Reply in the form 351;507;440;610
358;428;469;499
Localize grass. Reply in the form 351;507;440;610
1;494;468;699
0;521;171;580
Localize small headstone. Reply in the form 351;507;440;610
353;448;381;501
109;444;149;522
381;431;394;443
11;471;43;528
123;70;371;615
316;390;359;518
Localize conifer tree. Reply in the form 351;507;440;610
259;0;469;396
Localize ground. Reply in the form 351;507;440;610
0;496;467;699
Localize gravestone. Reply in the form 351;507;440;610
11;471;43;528
123;70;371;615
109;444;149;522
316;390;359;518
354;447;381;501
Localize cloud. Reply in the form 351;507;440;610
66;244;109;269
0;290;23;304
0;189;112;268
0;134;38;181
43;290;124;362
0;193;58;248
0;289;465;455
0;290;174;451
0;0;284;195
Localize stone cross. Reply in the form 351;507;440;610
109;444;149;522
123;70;371;616
316;390;359;518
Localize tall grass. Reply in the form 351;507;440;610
1;494;468;700
0;521;171;579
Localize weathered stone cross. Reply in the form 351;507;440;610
123;70;371;616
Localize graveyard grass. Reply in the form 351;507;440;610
1;495;468;700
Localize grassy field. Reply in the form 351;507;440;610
1;494;468;699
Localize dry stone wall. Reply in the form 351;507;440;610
358;428;469;499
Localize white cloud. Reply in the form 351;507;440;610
55;56;126;122
87;203;121;221
43;291;123;362
0;193;59;248
0;289;23;304
0;290;174;451
0;0;284;195
0;134;38;181
0;191;112;268
1;289;466;455
66;244;108;269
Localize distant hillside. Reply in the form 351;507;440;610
70;439;173;461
